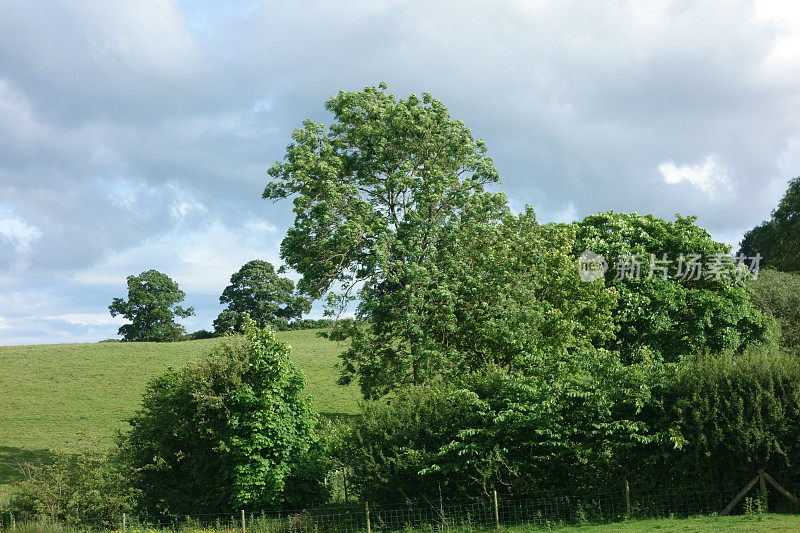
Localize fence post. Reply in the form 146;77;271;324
493;489;500;530
344;468;349;504
625;479;631;519
123;512;127;533
365;500;371;533
241;509;246;533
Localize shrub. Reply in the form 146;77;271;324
118;318;329;516
339;349;664;502
5;451;133;527
749;269;800;352
339;345;800;501
646;347;800;488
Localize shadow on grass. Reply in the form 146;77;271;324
0;446;59;486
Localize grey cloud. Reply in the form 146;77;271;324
1;0;799;342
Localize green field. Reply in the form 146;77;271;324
540;514;800;531
0;330;359;495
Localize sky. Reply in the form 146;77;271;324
1;0;799;345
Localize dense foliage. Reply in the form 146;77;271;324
118;319;328;515
739;177;800;272
108;269;195;342
573;212;772;363
16;86;799;522
749;269;800;352
338;349;665;502
649;348;800;488
5;451;132;526
214;260;311;334
338;346;800;503
331;210;618;397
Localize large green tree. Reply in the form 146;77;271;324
264;84;506;397
573;212;772;362
108;269;194;342
264;85;617;398
213;260;310;333
739;176;800;272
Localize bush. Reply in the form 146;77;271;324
645;347;800;488
749;270;800;352
339;349;664;502
5;451;133;527
339;345;800;502
118;318;329;516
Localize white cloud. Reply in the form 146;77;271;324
245;219;277;233
0;204;42;257
72;218;281;294
43;313;125;327
659;157;731;195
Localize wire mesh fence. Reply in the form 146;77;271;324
2;479;798;532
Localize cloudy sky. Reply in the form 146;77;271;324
1;0;799;345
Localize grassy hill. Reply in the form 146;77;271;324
0;329;359;496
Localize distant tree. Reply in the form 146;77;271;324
750;269;800;352
118;318;328;515
213;260;310;334
109;270;194;342
738;177;800;272
574;212;772;362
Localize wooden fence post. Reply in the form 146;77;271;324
721;474;761;515
123;512;127;533
762;471;799;505
625;479;631;519
241;509;246;533
365;501;371;533
493;489;500;530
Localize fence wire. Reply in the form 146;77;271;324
2;480;798;532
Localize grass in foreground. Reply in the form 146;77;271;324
0;330;359;495
543;513;800;531
3;514;800;533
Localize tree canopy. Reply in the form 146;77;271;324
573;211;772;363
108;269;194;342
264;84;509;397
265;85;776;397
214;260;310;333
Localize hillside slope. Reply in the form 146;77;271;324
0;330;359;494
